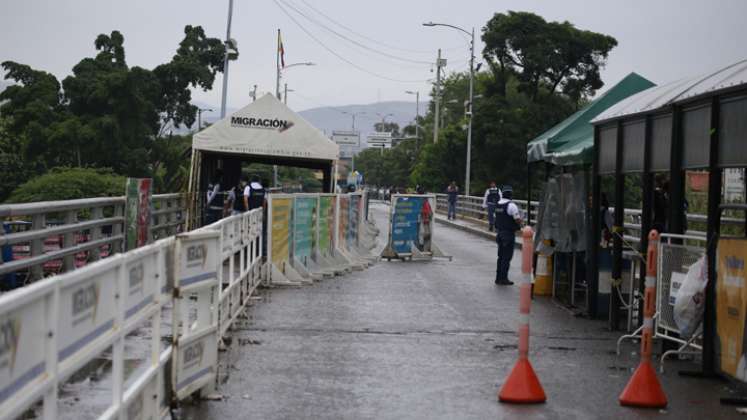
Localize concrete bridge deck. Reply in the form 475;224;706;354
179;203;736;419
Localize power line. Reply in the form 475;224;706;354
278;0;432;66
295;0;469;55
273;0;430;84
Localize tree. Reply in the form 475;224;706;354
482;11;617;103
0;25;233;186
6;167;126;203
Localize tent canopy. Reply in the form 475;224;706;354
527;72;656;166
193;93;339;164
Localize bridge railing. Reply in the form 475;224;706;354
434;194;743;246
0;194;188;285
434;194;540;226
0;207;264;420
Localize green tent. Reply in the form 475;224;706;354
527;72;656;166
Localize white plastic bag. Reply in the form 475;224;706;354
673;256;708;338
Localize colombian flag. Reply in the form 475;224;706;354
278;30;285;68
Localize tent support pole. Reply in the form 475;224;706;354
588;125;601;319
639;115;653;328
610;121;624;331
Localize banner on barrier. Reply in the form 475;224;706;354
390;195;434;255
271;197;292;269
173;327;218;399
125;178;153;251
293;197;316;267
717;238;747;381
319;196;335;257
338;195;350;250
349;194;360;248
175;232;219;293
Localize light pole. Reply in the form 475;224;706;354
220;0;237;119
284;84;295;104
342;111;366;131
405;90;420;141
196;108;213;131
275;60;315;100
423;22;475;196
376;112;394;130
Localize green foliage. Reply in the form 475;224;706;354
6;167;126;203
482;11;618;103
0;25;232;191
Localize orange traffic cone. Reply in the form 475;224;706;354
498;358;546;403
498;227;546;404
619;360;667;408
618;230;667;409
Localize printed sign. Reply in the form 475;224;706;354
125;178;153;251
293;197;316;266
271;198;292;269
57;261;119;366
717;238;747;381
338;196;349;250
176;232;218;292
174;328;217;399
319;196;335;257
0;298;47;408
390;195;434;254
348;195;360;247
124;248;159;328
669;272;686;306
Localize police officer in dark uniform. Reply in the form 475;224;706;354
243;176;266;211
482;181;502;232
494;185;522;285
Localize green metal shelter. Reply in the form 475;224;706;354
527;72;656;166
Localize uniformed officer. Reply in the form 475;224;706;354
243;176;266;211
229;175;249;215
205;170;224;225
482;181;502;232
494;185;522;285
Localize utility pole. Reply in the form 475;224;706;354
405;90;420;143
433;48;443;144
220;0;234;119
465;27;475;196
284;83;288;104
250;84;257;102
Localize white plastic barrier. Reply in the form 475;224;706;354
0;239;173;420
267;192;378;286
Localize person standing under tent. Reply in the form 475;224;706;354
229;175;249;216
243;175;266;211
482;181;502;232
205;170;224;225
447;181;459;220
494;185;522;286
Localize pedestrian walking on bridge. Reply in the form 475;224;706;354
446;181;459;220
494;186;522;285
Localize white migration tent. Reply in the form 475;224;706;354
188;93;340;221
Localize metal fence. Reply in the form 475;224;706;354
0;208;263;419
0;194;188;286
434;194;540;226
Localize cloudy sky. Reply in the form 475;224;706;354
2;0;746;111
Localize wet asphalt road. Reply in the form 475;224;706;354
179;202;741;420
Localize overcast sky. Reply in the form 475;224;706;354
2;0;746;112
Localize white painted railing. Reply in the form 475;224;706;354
0;194;189;285
0;208;263;419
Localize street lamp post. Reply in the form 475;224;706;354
196;108;213;131
423;22;475;196
275;60;315;100
405;90;420;141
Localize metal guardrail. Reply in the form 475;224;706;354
434;194;540;226
0;208;264;419
1;194;188;285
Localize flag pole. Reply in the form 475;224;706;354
276;29;281;100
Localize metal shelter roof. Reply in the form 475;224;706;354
527;72;655;166
593;59;747;124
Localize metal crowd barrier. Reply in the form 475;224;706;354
616;233;706;372
0;208;264;419
0;194;188;286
